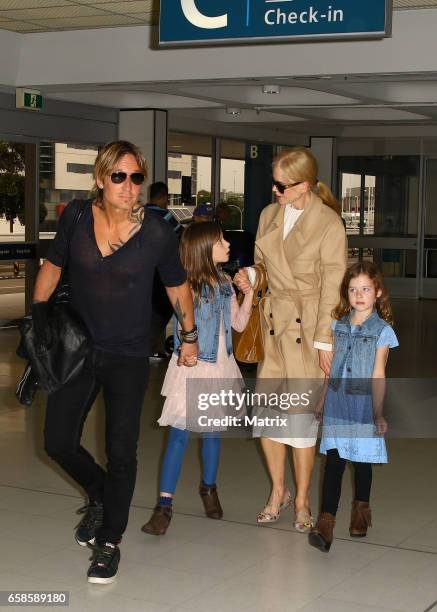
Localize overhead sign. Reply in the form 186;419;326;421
159;1;392;46
16;88;43;111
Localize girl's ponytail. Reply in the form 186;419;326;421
316;180;340;215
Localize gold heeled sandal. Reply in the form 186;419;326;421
294;508;314;533
257;490;292;524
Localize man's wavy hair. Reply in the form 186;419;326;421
92;140;148;203
333;261;393;324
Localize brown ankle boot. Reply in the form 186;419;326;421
308;512;336;553
350;501;372;537
199;484;223;519
141;504;172;536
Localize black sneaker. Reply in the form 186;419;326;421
75;501;103;547
87;542;120;584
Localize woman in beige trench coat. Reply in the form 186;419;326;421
235;147;347;532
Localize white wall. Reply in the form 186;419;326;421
0;29;20;86
12;10;437;87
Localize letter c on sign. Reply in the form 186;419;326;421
181;0;228;29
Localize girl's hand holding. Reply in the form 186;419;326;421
178;341;198;367
318;349;333;376
374;416;388;435
234;268;252;294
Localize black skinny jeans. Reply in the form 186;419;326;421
44;349;149;544
321;449;372;516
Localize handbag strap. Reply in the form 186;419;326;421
252;263;268;304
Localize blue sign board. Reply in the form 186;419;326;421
159;1;392;46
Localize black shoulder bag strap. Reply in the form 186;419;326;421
52;199;88;304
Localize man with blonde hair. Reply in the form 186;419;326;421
32;140;197;584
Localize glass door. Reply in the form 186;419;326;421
422;158;437;298
0;140;30;325
339;156;420;298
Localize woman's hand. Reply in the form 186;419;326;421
234;268;252;294
318;349;333;376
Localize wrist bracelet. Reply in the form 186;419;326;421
179;324;198;344
181;336;198;344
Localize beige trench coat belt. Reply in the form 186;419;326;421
261;287;321;375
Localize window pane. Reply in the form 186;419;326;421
0;140;26;243
339;157;420;238
347;247;416;278
39;142;98;236
340;173;361;234
167;132;212;207
219;139;246;230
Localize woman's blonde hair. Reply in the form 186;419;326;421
92;140;148;203
273;147;339;214
333;261;393;324
179;222;226;300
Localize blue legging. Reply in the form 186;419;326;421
159;426;221;495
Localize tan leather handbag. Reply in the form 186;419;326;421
233;263;268;364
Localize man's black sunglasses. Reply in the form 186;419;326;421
110;171;145;185
272;179;302;194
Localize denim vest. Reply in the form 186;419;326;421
173;282;233;363
329;311;389;394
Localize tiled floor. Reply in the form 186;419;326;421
0;298;436;611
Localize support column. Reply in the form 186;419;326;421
211;137;221;208
309;137;336;192
118;110;168;190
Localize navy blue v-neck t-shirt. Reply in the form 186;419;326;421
47;199;186;357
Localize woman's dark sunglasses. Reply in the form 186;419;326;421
272;179;302;194
110;171;145;185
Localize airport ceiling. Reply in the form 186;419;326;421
4;1;437;133
0;0;435;33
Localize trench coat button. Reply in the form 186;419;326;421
270;330;275;335
296;318;301;323
270;313;273;318
296;338;302;344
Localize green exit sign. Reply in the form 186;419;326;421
16;88;43;111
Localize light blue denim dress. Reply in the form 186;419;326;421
320;313;398;463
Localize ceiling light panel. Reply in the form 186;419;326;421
3;6;107;20
179;85;358;106
394;0;437;8
0;20;46;30
327;82;437;104
172;108;307;123
92;1;152;14
302;108;429;121
79;0;153;5
0;0;70;8
31;14;143;28
47;91;222;109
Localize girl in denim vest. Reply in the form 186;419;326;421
309;262;398;553
142;222;253;536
